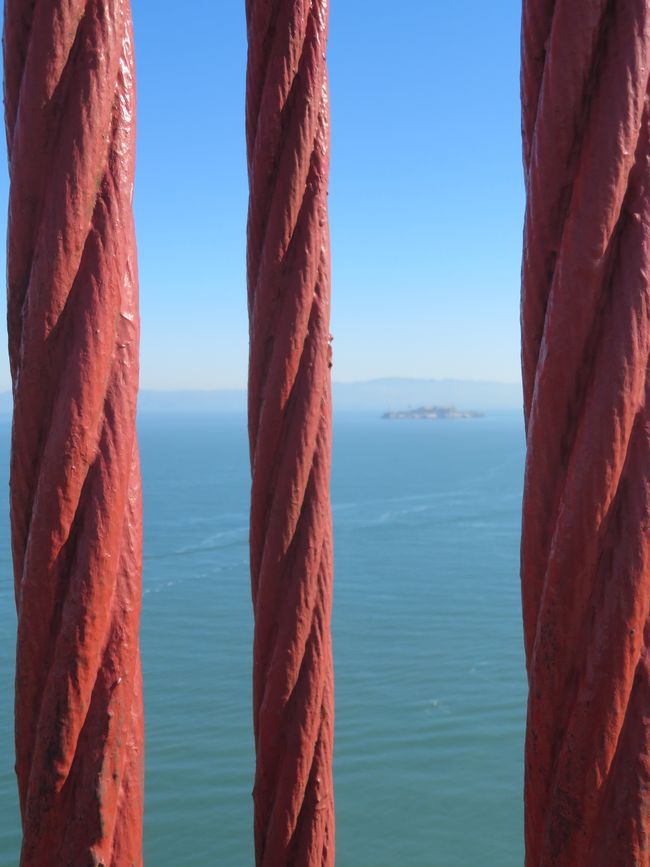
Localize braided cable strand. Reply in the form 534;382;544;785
246;1;335;864
521;2;650;864
4;2;143;863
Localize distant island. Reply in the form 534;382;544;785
382;405;484;420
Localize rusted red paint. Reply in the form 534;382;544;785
521;3;650;864
4;2;143;864
245;1;335;864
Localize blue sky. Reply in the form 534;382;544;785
0;1;524;391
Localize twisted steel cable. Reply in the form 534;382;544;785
521;2;650;864
246;1;335;864
4;2;143;863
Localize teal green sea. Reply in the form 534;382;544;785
0;410;526;865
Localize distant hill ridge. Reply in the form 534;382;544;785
0;378;523;415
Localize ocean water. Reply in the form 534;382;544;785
0;410;527;865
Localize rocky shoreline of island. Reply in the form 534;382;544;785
382;405;484;420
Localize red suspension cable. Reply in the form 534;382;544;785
4;2;143;863
521;3;650;863
245;1;335;864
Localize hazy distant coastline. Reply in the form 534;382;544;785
0;378;523;416
383;405;484;420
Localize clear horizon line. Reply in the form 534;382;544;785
134;376;522;393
